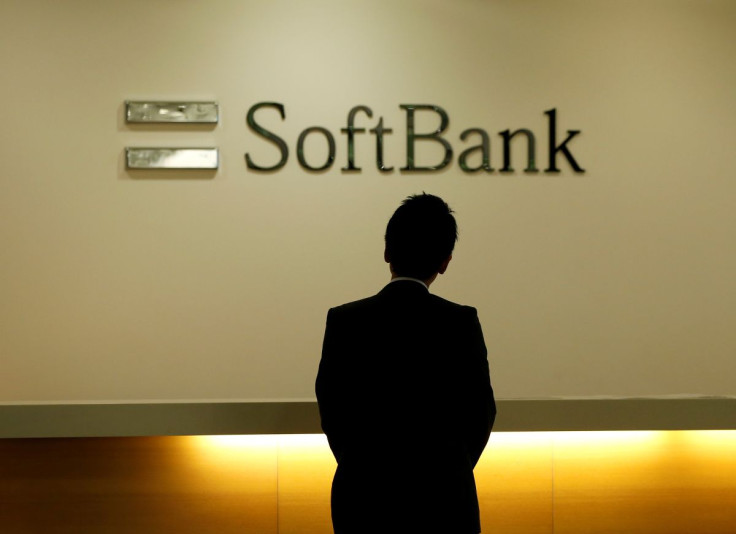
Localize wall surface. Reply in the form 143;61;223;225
1;0;735;402
1;432;735;534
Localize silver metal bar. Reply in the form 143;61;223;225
125;101;219;123
125;147;219;169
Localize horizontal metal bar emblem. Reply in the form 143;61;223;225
125;101;219;123
125;148;219;169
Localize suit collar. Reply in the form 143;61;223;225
378;279;430;296
388;277;428;289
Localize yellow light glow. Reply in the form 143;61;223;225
549;430;662;446
486;431;553;446
2;430;732;534
101;431;736;534
192;430;736;451
676;429;736;447
198;434;280;449
278;433;330;447
192;434;329;452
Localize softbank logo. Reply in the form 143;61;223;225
124;101;585;173
247;103;584;173
124;101;220;170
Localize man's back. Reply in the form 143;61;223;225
316;280;495;534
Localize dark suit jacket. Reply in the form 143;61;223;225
316;280;496;534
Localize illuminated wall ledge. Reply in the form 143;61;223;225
0;398;733;438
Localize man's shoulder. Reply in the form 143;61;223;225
427;293;478;316
328;293;381;316
328;287;477;318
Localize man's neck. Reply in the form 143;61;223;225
389;276;429;289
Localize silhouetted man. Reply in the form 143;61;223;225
316;193;496;534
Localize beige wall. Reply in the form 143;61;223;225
1;0;734;402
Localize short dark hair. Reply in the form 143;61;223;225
385;193;458;280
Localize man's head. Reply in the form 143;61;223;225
384;193;458;282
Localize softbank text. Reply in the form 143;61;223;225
245;103;585;174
